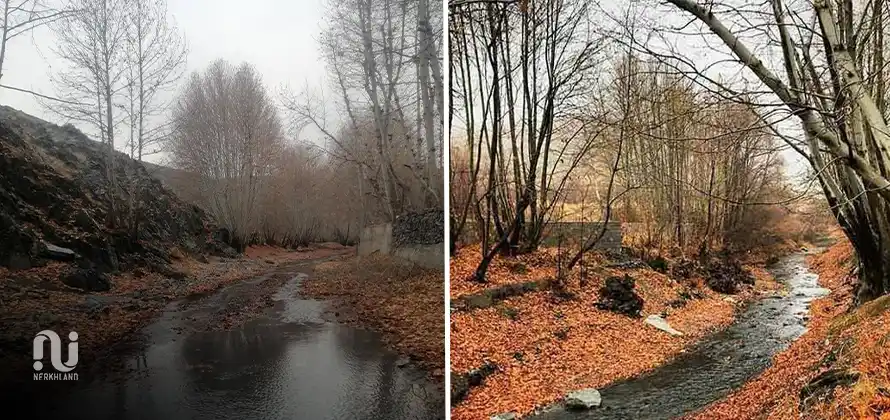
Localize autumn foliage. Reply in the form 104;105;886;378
685;239;890;420
450;246;780;419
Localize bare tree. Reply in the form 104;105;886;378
449;0;603;281
285;0;443;227
0;0;72;84
122;0;186;161
169;60;283;250
47;0;128;226
663;0;890;302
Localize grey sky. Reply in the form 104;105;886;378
0;0;329;163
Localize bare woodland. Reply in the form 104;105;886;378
13;0;442;251
449;0;888;303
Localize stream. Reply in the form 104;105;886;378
530;252;829;420
20;261;443;420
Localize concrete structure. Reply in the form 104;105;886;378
357;210;444;270
358;223;393;255
541;221;623;252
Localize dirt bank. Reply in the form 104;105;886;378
449;247;782;419
300;254;445;381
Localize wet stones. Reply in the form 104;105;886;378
595;275;644;317
61;267;111;292
564;388;602;410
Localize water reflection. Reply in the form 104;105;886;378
14;271;442;420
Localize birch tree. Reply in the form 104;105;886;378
48;0;128;227
664;0;890;302
122;0;186;161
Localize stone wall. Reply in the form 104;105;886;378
541;221;623;252
358;210;444;270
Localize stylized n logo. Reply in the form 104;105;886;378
33;330;78;372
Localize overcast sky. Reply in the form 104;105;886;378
0;0;329;164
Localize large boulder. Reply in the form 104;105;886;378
706;259;754;294
595;275;644;317
61;268;111;292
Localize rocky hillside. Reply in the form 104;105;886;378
0;106;234;278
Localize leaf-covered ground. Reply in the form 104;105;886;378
450;247;781;419
300;254;446;381
0;243;352;388
685;240;890;420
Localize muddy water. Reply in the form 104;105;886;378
21;264;443;420
530;252;828;420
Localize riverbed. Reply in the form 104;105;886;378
530;252;828;420
20;260;444;420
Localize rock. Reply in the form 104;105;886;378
796;287;831;297
7;252;31;270
595;275;644;317
706;259;754;294
35;312;59;325
0;106;237;272
62;268;111;292
564;388;602;410
392;209;444;247
490;413;517;420
644;314;683;336
395;356;410;368
43;242;77;261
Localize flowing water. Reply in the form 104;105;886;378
17;263;443;420
530;252;829;420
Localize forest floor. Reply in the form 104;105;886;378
300;254;446;381
449;245;788;420
0;242;353;387
685;239;890;420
